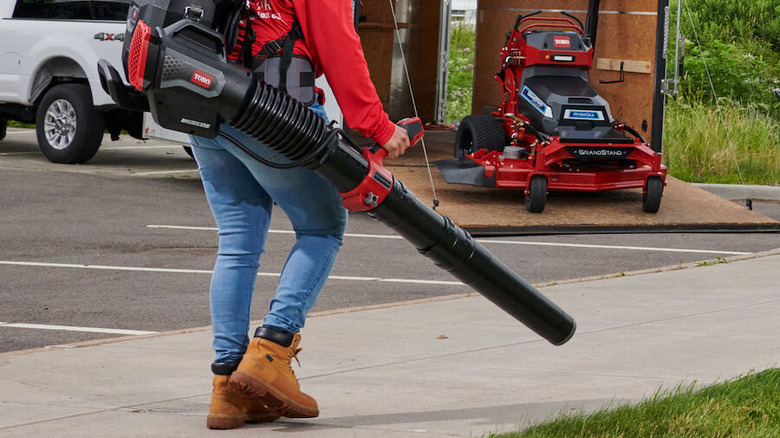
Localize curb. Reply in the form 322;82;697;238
534;247;780;288
693;183;780;202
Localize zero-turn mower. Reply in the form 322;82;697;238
436;9;667;213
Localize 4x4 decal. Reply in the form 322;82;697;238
94;32;125;42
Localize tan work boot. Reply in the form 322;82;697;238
229;329;319;418
207;364;280;429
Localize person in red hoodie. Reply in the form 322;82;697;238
192;0;411;430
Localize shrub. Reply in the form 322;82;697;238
673;0;780;116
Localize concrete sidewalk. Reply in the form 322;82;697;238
1;250;778;438
693;183;780;202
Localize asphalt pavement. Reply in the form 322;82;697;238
3;129;777;354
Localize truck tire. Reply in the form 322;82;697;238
454;115;506;158
36;83;105;164
0;117;6;141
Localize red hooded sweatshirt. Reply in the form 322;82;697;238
230;0;396;146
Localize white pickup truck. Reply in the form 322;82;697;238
0;0;345;163
0;0;144;163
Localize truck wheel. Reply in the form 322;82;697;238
0;117;6;141
642;175;663;213
36;83;105;164
454;115;505;158
525;175;547;213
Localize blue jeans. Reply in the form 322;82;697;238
191;104;347;364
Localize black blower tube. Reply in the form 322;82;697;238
104;12;576;345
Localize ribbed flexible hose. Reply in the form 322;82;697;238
230;81;331;167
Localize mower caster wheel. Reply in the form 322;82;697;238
642;175;663;213
525;175;547;213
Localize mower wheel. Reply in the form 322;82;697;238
642;175;663;213
525;175;547;213
454;115;505;158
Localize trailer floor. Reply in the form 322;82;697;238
378;130;779;235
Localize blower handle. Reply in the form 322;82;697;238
368;116;424;161
343;117;424;212
398;117;424;146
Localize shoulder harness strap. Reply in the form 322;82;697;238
234;6;260;68
254;19;304;92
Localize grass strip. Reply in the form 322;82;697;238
491;368;780;438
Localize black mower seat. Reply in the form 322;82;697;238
518;75;633;143
523;76;598;101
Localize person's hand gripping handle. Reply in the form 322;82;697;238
377;117;423;159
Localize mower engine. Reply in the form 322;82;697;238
437;11;667;213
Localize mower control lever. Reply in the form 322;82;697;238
513;10;542;32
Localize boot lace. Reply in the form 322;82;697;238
285;347;303;373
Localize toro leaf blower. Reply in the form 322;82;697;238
97;0;576;345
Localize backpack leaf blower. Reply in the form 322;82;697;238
97;0;576;345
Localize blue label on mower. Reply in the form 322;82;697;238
563;109;605;121
521;86;553;118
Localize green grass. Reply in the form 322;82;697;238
664;99;779;185
662;0;780;186
490;368;780;438
7;120;34;129
446;23;476;125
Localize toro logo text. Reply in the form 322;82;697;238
191;70;213;89
553;36;571;48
